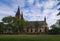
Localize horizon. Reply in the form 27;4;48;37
0;0;60;28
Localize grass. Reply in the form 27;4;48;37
0;35;60;41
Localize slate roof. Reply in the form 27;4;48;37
26;21;47;28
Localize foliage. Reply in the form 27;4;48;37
0;22;4;33
1;16;28;33
2;16;13;23
50;19;60;34
35;21;40;28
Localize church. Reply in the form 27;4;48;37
15;6;49;33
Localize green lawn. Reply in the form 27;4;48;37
0;35;60;41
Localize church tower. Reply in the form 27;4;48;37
15;6;24;20
43;16;49;32
15;6;21;19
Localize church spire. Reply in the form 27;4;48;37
15;6;21;18
44;16;46;22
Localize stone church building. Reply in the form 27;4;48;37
15;6;49;33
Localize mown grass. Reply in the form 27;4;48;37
0;35;60;41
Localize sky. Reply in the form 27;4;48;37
0;0;60;28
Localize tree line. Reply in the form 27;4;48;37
0;16;40;34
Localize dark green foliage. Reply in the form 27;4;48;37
50;19;60;34
0;22;4;33
35;21;40;28
1;16;28;34
2;16;13;23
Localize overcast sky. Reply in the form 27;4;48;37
0;0;60;27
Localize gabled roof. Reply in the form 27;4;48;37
26;21;47;28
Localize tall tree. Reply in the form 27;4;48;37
0;22;4;33
2;16;13;33
50;19;60;34
2;16;28;33
51;25;60;34
2;16;13;23
57;1;60;16
35;21;40;32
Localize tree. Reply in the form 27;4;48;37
2;16;13;23
57;1;60;16
12;17;27;33
2;16;28;34
8;17;22;33
0;22;9;34
35;21;40;32
50;25;60;34
2;16;13;34
51;25;59;32
50;19;60;34
57;19;60;25
0;22;4;33
18;19;28;32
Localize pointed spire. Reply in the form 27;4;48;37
44;16;46;22
15;5;20;18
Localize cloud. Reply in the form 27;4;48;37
0;5;15;15
47;10;58;26
23;0;59;27
27;0;34;5
0;0;60;28
43;1;55;9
